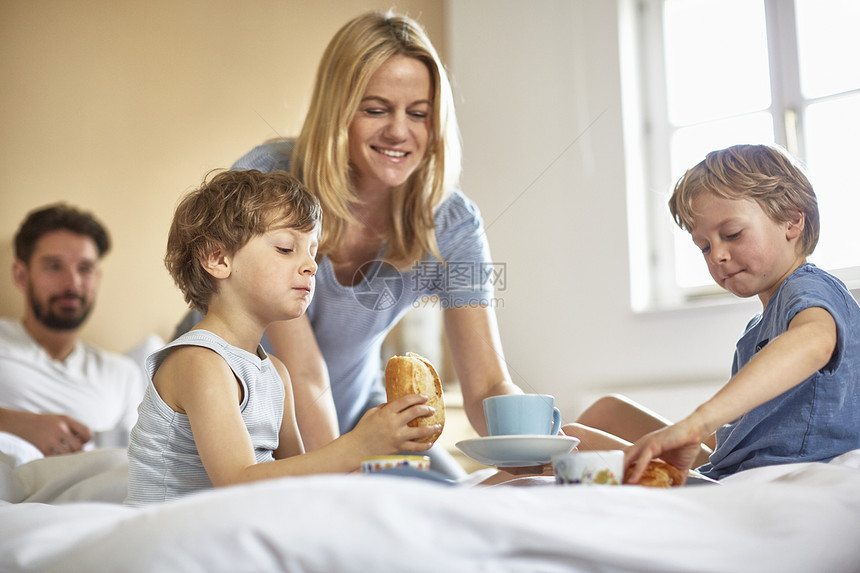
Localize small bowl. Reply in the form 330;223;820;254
552;450;624;485
361;455;431;473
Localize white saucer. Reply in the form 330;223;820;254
456;435;580;468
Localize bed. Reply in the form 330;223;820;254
2;432;859;573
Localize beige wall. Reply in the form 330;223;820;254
0;0;445;353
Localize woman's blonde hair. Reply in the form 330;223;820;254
165;169;321;313
669;144;820;256
291;10;461;268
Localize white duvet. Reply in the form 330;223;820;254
1;443;859;573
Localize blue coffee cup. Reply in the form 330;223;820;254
483;394;562;436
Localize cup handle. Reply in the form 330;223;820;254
551;406;561;435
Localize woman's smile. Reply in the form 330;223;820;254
348;54;432;195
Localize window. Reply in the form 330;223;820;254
630;0;860;310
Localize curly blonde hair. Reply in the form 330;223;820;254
165;169;321;313
669;144;819;256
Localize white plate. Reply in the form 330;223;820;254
456;435;580;468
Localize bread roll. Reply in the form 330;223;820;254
384;353;445;444
624;459;683;487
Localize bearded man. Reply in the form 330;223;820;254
0;204;145;456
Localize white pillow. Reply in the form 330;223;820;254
0;431;43;467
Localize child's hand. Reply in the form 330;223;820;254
623;417;709;485
352;394;440;456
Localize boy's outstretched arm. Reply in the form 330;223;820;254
626;306;836;483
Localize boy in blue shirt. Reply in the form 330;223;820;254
571;144;860;484
624;143;860;482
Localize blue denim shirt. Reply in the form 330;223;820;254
698;263;860;479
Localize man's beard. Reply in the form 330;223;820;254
29;288;93;331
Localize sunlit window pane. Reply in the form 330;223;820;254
670;113;775;289
638;0;860;308
663;0;771;126
804;94;860;271
669;113;775;184
672;226;710;291
795;0;860;98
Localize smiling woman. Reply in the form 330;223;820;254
205;10;523;479
347;55;433;200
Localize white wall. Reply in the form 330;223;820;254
447;0;760;422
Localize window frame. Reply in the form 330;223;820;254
630;0;860;312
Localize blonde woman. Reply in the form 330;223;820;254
202;11;521;475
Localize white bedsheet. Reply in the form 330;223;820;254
1;450;859;573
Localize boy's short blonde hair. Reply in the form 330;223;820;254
166;169;321;313
669;144;820;256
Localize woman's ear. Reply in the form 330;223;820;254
786;211;805;241
200;245;232;279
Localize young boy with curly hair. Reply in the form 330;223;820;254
126;170;438;505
